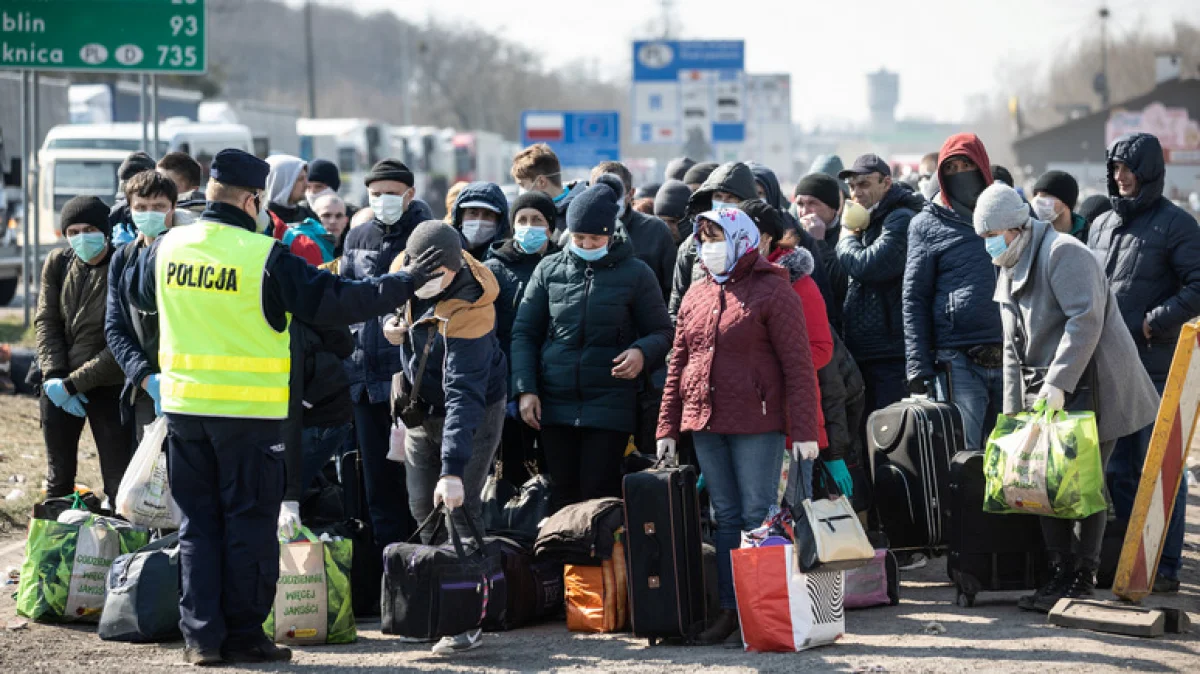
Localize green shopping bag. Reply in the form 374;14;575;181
982;405;1106;519
16;511;150;622
263;526;356;645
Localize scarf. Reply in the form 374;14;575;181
993;227;1033;269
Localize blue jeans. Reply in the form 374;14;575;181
1107;379;1185;579
934;349;1004;450
693;431;785;610
300;423;352;492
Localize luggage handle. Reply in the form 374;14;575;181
407;505;488;562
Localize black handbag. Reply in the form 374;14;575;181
381;507;505;639
394;325;437;429
1011;303;1099;414
482;461;552;548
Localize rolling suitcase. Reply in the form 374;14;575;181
946;451;1047;607
622;464;707;645
868;396;965;550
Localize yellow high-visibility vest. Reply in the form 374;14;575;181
156;220;290;419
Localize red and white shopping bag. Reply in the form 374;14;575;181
731;544;845;652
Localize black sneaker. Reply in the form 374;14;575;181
1034;566;1096;613
183;647;223;667
1018;563;1071;613
1152;574;1180;594
222;638;293;664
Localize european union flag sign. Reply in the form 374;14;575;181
521;110;621;168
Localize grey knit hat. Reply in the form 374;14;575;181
405;220;464;271
973;183;1031;235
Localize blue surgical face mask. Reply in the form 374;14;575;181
513;225;548;254
131;210;168;238
68;231;108;261
569;241;607;262
711;200;734;212
984;234;1008;259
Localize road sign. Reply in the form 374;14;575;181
0;0;206;74
632;40;745;151
520;110;620;168
1114;319;1200;601
744;74;794;178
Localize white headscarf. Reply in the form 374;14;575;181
694;207;760;283
264;155;306;207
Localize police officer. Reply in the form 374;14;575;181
129;149;444;665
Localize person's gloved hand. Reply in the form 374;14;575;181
43;378;71;407
656;438;677;464
824;459;854;497
401;247;445;288
277;500;301;539
1036;383;1065;415
382;315;408;346
143;374;162;416
63;393;89;418
111;222;137;246
433;476;465;510
792;441;819;462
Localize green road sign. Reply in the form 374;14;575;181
0;0;206;73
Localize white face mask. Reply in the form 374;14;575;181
414;275;448;299
700;241;729;276
1032;195;1059;222
255;204;272;233
711;200;734;212
370;193;408;225
461;219;497;247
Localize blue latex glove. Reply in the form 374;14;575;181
825;459;854;498
43;378;71;407
144;374;162;416
111;222;137;246
62;393;89;418
506;400;519;420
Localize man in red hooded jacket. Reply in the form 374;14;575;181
902;133;1007;450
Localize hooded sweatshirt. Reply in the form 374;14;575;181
452;181;512;261
903;134;1005;381
266;155;325;265
937;134;994;220
1088;132;1200;379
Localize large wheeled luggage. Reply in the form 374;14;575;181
622;464;707;645
868;396;965;550
946;451;1047;607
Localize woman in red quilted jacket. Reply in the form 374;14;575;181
656;207;821;645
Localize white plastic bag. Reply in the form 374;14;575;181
115;417;182;529
387;421;406;463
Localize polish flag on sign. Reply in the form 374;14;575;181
525;113;565;142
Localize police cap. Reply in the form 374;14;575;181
210;149;270;191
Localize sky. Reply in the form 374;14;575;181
301;0;1195;128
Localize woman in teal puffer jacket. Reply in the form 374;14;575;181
510;183;673;512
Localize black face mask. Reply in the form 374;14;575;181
943;170;988;217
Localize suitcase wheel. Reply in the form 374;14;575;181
955;590;976;608
647;637;659;647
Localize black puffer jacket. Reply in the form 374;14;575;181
483;237;559;371
510;237;673;434
621;208;677;301
835;184;925;362
1088;132;1200;380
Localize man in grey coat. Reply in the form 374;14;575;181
1088;132;1200;592
976;183;1159;612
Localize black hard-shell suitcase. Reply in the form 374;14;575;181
622;464;707;645
946;451;1047;607
868;396;965;550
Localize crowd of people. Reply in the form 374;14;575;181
29;128;1199;662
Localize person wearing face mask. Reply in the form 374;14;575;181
127;149;446;666
449;181;510;261
483;191;559;484
657;207;820;645
304;158;358;220
836;153;926;416
975;182;1158;612
110;151;158;246
37;195;133;509
903;133;1006;452
510;182;672;513
1031;170;1087;241
378;220;507;655
592;162;678;301
510;143;586;232
105;170;194;440
668;161;759;322
341;158;435;545
263;156;329;265
1088;132;1200;595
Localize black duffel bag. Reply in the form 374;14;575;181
482;462;552;547
381;507;505;639
482;536;563;631
532;497;624;564
98;533;181;642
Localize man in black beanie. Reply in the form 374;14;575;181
682;161;718;192
1032;170;1087;240
664;156;696;182
654;179;692;243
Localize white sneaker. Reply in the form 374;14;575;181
897;552;928;571
431;629;482;655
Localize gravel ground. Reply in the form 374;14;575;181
0;391;1196;672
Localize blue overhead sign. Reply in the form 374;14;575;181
632;40;746;147
520;110;620;168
